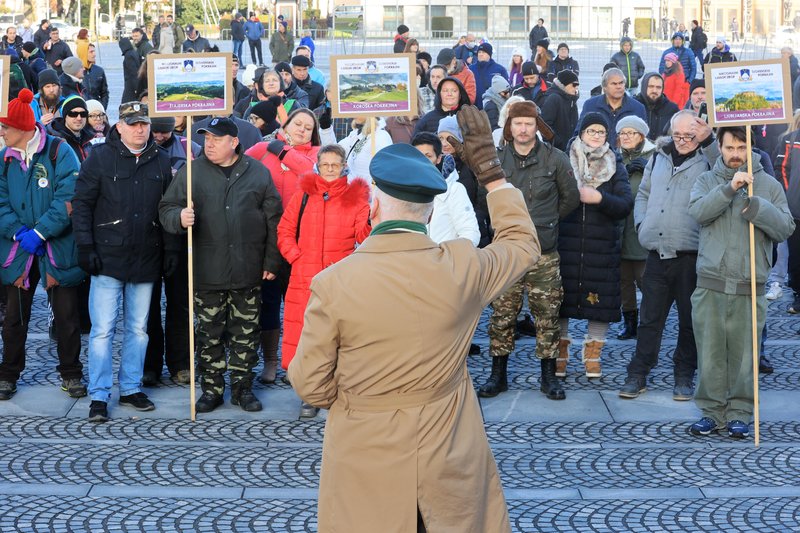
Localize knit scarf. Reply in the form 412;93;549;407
569;138;616;189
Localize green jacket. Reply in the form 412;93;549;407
158;152;283;291
620;139;655;260
688;153;795;295
269;30;294;63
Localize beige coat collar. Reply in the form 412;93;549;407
354;232;438;254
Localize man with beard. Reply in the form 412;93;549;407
511;61;549;107
130;28;154;62
46;96;94;162
634;72;679;140
685;79;706;115
688;126;794;439
290;55;324;110
30;69;63;126
83;44;108;108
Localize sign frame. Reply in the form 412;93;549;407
705;58;793;127
329;53;418;119
0;55;10;118
146;52;233;117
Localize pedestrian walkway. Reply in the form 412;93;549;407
0;288;798;531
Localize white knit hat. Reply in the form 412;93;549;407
85;99;105;115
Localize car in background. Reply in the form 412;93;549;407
49;19;79;41
0;13;23;28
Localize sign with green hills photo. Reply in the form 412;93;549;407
148;53;232;116
706;59;792;126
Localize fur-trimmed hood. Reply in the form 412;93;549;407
298;172;371;206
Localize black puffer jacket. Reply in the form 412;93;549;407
540;82;579;151
499;140;579;253
558;149;633;323
634;73;679;141
72;127;175;283
119;38;141;102
413;76;471;135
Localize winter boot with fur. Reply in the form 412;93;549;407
555;338;570;377
582;338;604;378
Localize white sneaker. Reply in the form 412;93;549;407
766;282;783;300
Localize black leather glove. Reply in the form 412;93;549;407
267;140;286;156
163;251;179;278
625;157;647;176
319;106;332;129
77;245;102;276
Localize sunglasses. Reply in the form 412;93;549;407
66;110;88;118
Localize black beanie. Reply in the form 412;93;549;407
521;61;538;76
250;95;282;124
689;79;706;95
38;68;60;88
151;116;176;133
397;24;409;35
578;112;609;133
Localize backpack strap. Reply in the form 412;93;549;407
295;193;309;242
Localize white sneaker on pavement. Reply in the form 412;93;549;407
766;282;783;301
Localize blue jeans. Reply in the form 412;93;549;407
233;39;244;62
88;275;154;402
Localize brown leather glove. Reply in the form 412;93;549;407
445;105;505;186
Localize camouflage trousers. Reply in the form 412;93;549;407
195;286;260;395
489;251;563;360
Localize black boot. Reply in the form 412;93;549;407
540;358;566;400
759;355;774;374
617;310;638;340
478;356;508;398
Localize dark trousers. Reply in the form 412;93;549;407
626;251;698;380
248;38;263;65
145;251;190;376
0;260;82;382
787;220;800;294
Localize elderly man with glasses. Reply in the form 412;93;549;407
619;109;717;402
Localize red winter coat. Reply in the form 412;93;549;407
662;64;689;109
277;173;371;368
245;134;320;207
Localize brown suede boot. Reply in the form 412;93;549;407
258;329;281;384
555;339;570;377
582;339;604;378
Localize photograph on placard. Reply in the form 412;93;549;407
329;53;417;118
147;52;232;117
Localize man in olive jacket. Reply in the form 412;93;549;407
159;118;283;414
688;126;795;440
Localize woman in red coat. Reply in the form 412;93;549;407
662;52;689;109
247;109;322;386
277;144;371;417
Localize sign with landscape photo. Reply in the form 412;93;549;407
329;53;418;118
706;58;793;126
147;52;232;116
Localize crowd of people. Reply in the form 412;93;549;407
0;14;795;446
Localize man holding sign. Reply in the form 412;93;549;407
687;126;794;439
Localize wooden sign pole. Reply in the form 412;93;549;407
746;126;760;448
186;115;196;422
370;116;377;156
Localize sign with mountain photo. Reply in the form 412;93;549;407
329;53;418;118
706;58;792;126
147;53;232;116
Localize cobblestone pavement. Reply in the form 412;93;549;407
0;287;799;532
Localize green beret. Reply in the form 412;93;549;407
369;144;447;203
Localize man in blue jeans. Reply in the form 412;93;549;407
72;101;176;422
243;12;264;66
230;12;245;64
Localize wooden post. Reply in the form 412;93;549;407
186;115;197;422
370;116;377;156
746;126;759;447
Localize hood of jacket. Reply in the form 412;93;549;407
298;172;370;204
621;138;656;160
434;76;471;112
550;80;579;102
711;44;731;55
619;36;633;50
48;117;95;144
482;82;509;110
119;37;134;54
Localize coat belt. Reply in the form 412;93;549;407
338;368;468;412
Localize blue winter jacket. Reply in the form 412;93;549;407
0;125;84;288
658;45;696;82
244;20;264;41
469;59;509;110
575;93;647;146
30;92;64;122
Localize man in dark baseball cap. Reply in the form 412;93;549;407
196;116;238;138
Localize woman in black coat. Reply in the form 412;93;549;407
413;76;471;135
557;112;633;379
119;38;141;103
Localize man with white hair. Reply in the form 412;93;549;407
288;107;539;532
576;67;646;146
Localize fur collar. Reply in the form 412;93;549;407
298;172;370;206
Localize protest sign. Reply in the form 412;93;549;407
147;52;233;117
329;53;418;119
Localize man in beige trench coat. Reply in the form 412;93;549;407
288;106;541;533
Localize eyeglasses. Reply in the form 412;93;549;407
66;111;88;118
618;131;641;138
584;128;607;137
672;134;696;143
88;113;105;119
318;162;343;170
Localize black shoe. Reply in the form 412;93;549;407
619;375;646;399
119;392;155;411
516;314;537;337
673;379;694;401
468;343;481;356
478;356;508;398
617;310;638;340
300;402;319;419
231;388;263;412
789;295;800;313
540;358;566;400
0;380;16;400
759;355;774;374
195;391;223;413
141;371;160;387
61;378;87;398
88;400;108;422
